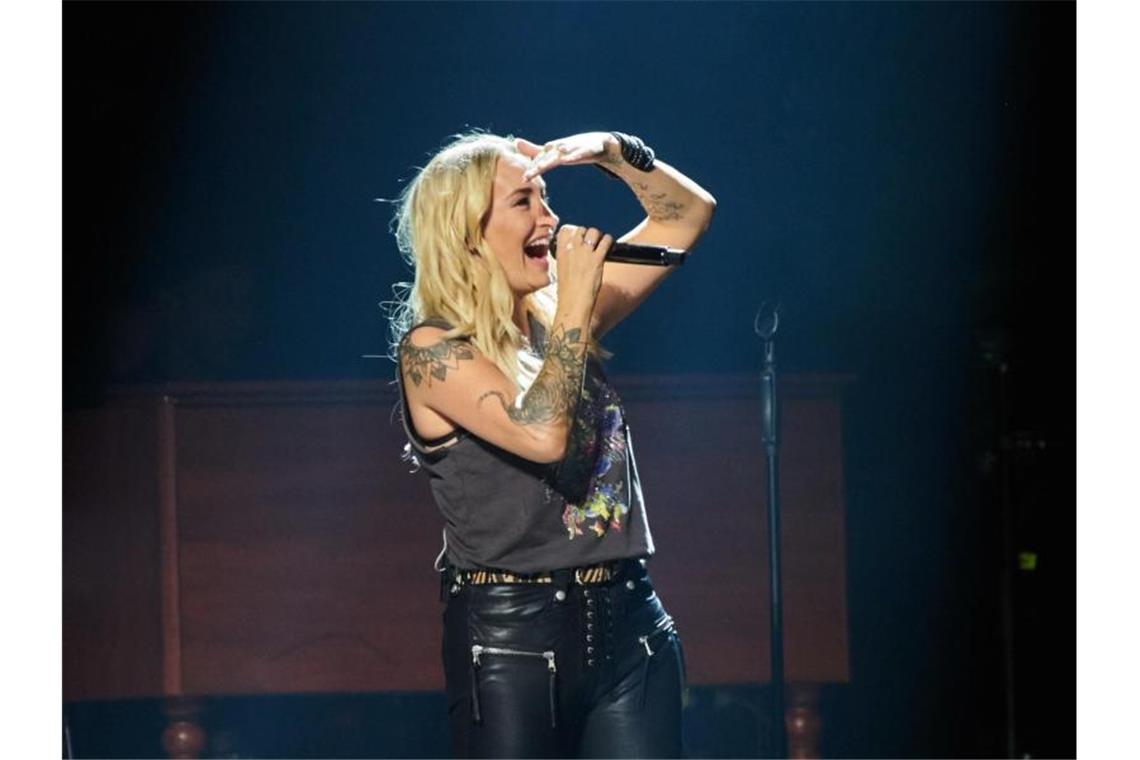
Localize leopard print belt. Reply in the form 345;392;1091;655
450;558;646;587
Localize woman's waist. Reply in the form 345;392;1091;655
445;558;672;666
445;556;648;590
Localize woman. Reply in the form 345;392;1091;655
390;129;715;758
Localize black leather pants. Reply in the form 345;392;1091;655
441;560;685;758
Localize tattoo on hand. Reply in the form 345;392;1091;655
400;338;474;387
478;325;586;426
633;181;686;221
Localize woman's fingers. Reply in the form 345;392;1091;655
557;225;612;257
514;137;543;158
561;145;596;163
520;136;604;180
593;233;615;256
517;137;562;180
582;228;612;262
554;225;607;304
520;134;610;179
555;225;603;261
523;145;563;180
555;224;585;250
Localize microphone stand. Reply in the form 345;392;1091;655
754;303;788;758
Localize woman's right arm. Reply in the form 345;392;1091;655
399;225;610;464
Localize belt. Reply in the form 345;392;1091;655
447;558;646;589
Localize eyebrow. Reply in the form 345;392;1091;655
507;182;549;199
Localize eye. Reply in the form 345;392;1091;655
514;193;551;208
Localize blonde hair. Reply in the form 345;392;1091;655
388;130;578;383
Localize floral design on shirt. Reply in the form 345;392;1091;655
559;368;630;539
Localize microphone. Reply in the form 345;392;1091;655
549;237;687;266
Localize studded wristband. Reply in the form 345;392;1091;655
610;131;656;172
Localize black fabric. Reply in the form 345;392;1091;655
441;562;684;758
395;317;654;574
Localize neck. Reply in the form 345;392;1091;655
512;296;530;339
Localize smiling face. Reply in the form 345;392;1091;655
481;152;559;297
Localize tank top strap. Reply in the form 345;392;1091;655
412;317;456;332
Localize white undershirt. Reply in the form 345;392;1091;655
513;283;558;406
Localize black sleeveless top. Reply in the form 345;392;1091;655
396;317;654;574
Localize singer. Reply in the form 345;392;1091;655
388;129;714;758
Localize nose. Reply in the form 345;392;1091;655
539;198;559;229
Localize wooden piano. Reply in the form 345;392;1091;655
63;374;850;758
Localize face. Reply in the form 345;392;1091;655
480;152;559;297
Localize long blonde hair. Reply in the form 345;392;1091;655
387;130;553;382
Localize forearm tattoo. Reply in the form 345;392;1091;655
399;337;474;387
632;180;687;222
478;325;587;426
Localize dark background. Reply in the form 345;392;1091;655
64;2;1074;757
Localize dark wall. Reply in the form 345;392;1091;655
64;2;1074;757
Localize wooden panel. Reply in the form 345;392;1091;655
63;375;850;700
627;390;849;684
63;400;164;700
174;403;443;694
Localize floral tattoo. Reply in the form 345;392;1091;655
632;180;687;222
399;337;474;388
478;325;587;426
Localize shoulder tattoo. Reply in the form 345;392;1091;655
400;336;474;387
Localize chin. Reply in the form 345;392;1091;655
520;271;552;293
510;279;547;298
521;280;550;296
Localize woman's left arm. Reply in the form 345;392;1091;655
518;132;717;338
591;137;716;337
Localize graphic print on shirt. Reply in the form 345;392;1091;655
558;372;630;539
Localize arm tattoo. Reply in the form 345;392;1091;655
632;180;687;222
478;325;587;426
399;337;474;387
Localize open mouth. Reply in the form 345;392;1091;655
523;241;550;259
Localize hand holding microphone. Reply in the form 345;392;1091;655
553;225;611;309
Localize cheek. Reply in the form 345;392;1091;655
491;247;517;272
489;218;527;253
485;236;521;273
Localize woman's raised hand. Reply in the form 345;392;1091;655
553;224;613;314
517;133;620;181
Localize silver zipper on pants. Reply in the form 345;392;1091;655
470;644;559;728
636;622;676;709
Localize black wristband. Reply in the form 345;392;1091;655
610;131;656;172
